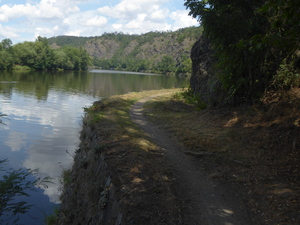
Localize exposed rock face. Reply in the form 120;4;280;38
190;36;223;106
85;39;120;59
55;123;123;225
84;35;195;63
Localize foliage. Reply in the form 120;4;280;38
156;55;176;73
0;51;14;70
61;169;72;187
0;159;51;224
0;37;92;71
47;36;93;48
179;88;207;110
0;39;14;70
272;60;300;90
0;39;12;49
176;55;192;75
32;37;54;70
1;27;201;73
50;27;202;74
93;57;152;72
61;46;92;70
184;0;300;104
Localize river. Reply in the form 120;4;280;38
0;69;188;224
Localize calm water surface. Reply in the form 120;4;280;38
0;70;188;224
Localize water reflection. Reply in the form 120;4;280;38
0;91;94;203
5;131;26;152
0;70;188;223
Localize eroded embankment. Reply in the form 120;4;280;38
56;122;123;224
55;90;182;225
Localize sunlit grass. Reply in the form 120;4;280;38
83;89;182;155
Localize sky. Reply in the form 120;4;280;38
0;0;199;44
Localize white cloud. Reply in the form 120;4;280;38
170;10;199;30
33;1;62;20
125;13;146;29
82;15;107;27
5;131;26;152
35;27;56;38
63;18;71;25
94;0;196;35
0;4;36;22
98;0;168;21
0;1;80;23
149;7;168;22
0;24;18;39
0;0;198;43
112;23;123;30
65;29;83;36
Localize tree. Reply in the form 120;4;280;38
52;49;73;70
1;39;12;49
13;42;37;67
79;47;92;70
63;46;82;70
176;55;192;74
0;39;14;70
156;55;176;73
0;51;14;70
33;36;54;70
12;38;91;71
184;0;300;104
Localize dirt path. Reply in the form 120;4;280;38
130;94;259;225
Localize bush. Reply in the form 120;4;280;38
181;89;207;110
272;60;300;89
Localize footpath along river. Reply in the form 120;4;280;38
0;69;188;224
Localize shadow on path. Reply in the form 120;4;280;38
130;94;258;225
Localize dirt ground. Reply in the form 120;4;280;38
131;95;260;224
138;89;300;225
57;88;299;225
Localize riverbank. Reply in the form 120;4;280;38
55;88;299;224
55;89;182;224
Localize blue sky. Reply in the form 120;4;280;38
0;0;199;44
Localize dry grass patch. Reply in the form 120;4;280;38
143;89;300;224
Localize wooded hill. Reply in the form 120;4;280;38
47;26;203;74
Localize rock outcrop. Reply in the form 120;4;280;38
190;36;224;106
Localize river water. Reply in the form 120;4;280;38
0;69;188;224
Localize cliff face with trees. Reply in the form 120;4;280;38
0;27;202;74
48;27;203;74
186;0;300;106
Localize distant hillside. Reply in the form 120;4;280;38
47;26;203;74
48;36;94;48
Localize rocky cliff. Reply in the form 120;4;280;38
190;36;224;106
48;27;203;73
85;34;196;64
